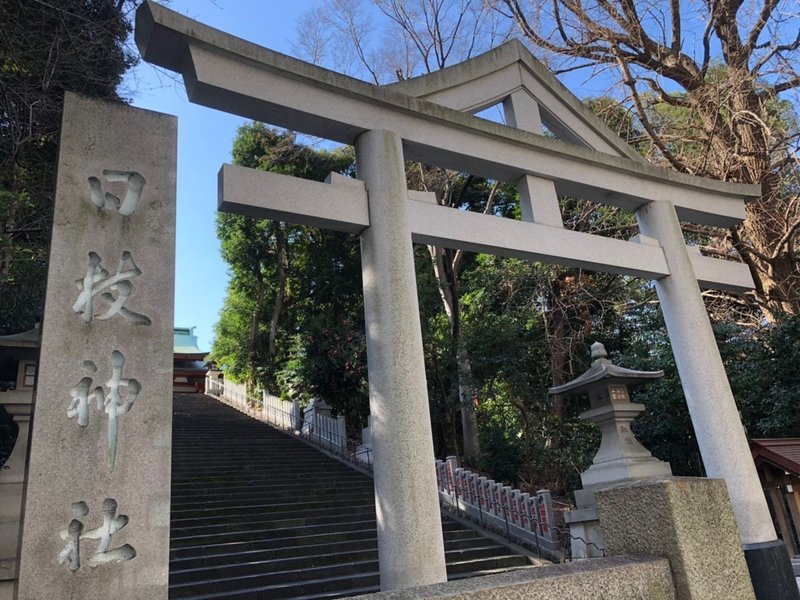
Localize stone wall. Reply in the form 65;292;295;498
352;555;675;599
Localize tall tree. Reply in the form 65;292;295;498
212;125;360;407
0;0;138;334
294;0;513;83
498;0;800;322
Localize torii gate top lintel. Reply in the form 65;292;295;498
385;38;643;162
135;0;758;229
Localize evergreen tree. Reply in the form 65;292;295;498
0;0;138;334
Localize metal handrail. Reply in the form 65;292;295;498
435;459;562;556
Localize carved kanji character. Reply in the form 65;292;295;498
72;251;151;325
88;170;146;216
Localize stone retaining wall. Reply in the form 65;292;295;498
352;555;675;599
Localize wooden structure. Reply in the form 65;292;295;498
751;439;800;557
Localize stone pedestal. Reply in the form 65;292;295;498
565;394;671;559
596;477;755;600
563;506;605;559
580;402;673;488
16;94;176;600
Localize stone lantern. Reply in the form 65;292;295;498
551;341;672;558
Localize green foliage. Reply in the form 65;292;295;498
232;124;354;177
212;124;365;422
211;285;259;383
415;246;460;453
454;254;641;492
276;318;369;428
620;309;800;477
0;0;136;334
720;316;800;438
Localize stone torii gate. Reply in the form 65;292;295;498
136;0;784;593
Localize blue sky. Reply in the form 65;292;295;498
126;1;319;351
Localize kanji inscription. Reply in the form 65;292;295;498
72;251;151;325
88;170;146;216
66;351;141;472
57;499;136;572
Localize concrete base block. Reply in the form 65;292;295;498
352;555;675;599
581;455;673;488
596;477;755;600
743;539;800;600
564;507;605;559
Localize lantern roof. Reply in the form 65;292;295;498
549;342;663;396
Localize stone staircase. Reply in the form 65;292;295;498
169;394;534;599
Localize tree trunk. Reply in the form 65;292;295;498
691;80;800;321
456;337;480;465
250;278;264;354
268;223;287;357
429;244;481;465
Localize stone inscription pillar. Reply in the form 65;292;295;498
17;93;176;600
355;129;448;591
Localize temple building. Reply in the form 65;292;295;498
172;326;208;393
749;438;800;557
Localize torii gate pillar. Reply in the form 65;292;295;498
636;201;793;594
355;129;448;590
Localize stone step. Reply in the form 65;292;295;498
170;469;362;484
170;522;480;560
171;529;380;559
169;570;380;599
287;586;380;600
170;554;532;600
170;549;379;584
171;460;356;471
169;395;537;600
171;538;380;567
169;558;380;597
170;484;373;504
171;474;370;491
171;463;358;477
171;496;376;520
446;554;531;575
172;542;518;583
171;509;378;538
171;519;379;548
170;534;496;568
171;454;354;463
171;493;374;513
170;449;352;460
